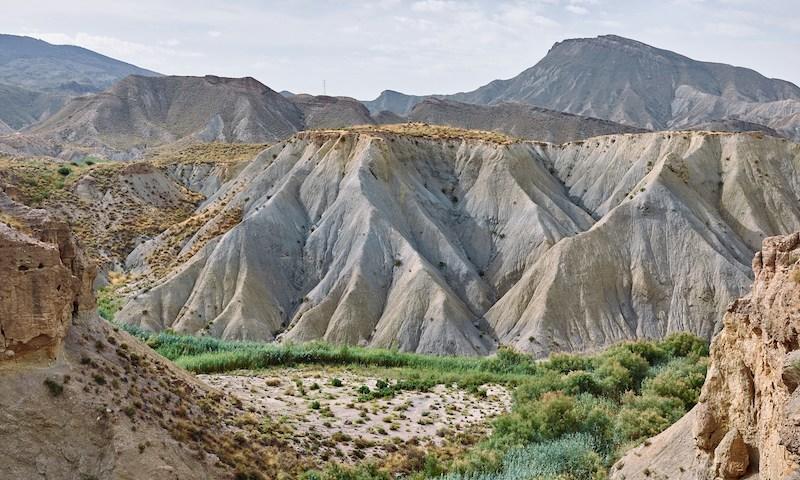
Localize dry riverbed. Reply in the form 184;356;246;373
199;367;511;464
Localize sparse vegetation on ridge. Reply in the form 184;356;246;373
310;122;519;145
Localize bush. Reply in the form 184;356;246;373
641;357;707;409
43;378;64;396
593;348;650;397
440;434;605;480
57;166;72;176
660;332;709;358
563;370;603;396
544;352;592;374
614;392;684;442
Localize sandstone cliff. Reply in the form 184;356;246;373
0;191;94;362
611;233;800;479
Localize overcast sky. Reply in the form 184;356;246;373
3;0;799;99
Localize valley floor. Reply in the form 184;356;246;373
200;367;510;465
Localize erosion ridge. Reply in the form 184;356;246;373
0;143;266;279
115;126;800;356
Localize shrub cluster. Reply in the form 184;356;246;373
118;322;707;480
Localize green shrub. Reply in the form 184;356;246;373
660;332;709;358
440;433;605;480
614;392;684;442
43;378;64;396
563;370;603;396
544;352;592;374
57;166;72;176
641;357;707;409
97;287;123;321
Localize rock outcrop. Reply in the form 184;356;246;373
0;192;94;362
116;127;800;356
611;233;800;479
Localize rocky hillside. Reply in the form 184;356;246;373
114;126;800;356
611;233;800;479
3;76;383;160
407;98;646;143
366;35;800;141
363;89;427;116
0;34;159;130
0;143;264;282
289;94;375;129
0;190;315;479
20;75;303;160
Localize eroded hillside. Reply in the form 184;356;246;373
113;125;800;356
0;143;266;277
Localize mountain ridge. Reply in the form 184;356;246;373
0;34;160;130
363;34;800;140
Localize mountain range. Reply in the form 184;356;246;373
5;33;799;161
1;32;799;359
365;35;800;141
0;34;159;129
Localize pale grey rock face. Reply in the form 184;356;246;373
118;130;800;357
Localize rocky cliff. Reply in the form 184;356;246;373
612;233;800;479
0;191;94;362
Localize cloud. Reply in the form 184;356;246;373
208;30;222;38
410;0;458;13
566;4;589;14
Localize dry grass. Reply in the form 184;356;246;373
308;122;518;145
148;142;269;166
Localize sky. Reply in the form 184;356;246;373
2;0;799;99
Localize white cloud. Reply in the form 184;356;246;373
566;4;589;14
410;0;458;13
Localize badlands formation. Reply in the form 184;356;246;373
612;233;800;479
116;125;800;356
